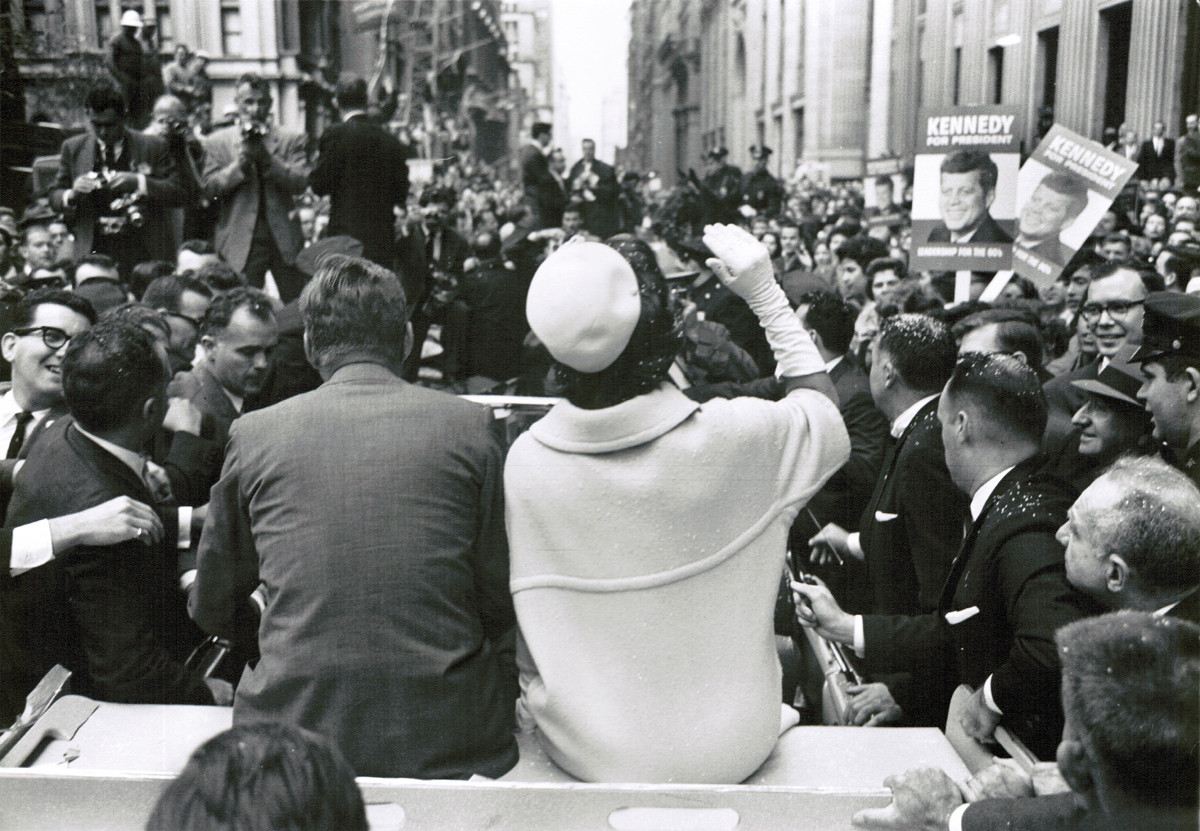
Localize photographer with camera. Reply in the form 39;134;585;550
145;94;206;251
201;74;309;302
50;81;182;282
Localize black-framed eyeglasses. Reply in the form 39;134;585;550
165;311;203;330
13;326;73;350
1079;299;1144;320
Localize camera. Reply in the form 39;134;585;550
241;120;269;140
91;170;145;229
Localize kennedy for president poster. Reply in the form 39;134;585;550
1012;124;1137;287
910;106;1021;273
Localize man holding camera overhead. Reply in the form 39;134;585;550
50;81;182;282
202;74;309;302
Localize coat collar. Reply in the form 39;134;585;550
530;382;699;454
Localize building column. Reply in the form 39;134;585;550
867;0;893;158
1124;0;1185;138
1053;0;1099;138
803;0;870;179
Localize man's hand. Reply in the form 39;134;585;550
791;578;855;645
162;396;203;436
47;496;164;552
959;685;1002;745
809;522;853;566
845;682;903;727
72;174;102;195
204;677;234;706
701;223;774;300
960;759;1034;802
167;371;201;400
105;171;139;194
852;768;964;831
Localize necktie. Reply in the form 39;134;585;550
142;458;175;505
6;411;34;459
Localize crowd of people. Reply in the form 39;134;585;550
0;56;1198;831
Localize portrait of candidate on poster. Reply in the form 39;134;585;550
1012;124;1138;287
910;106;1021;273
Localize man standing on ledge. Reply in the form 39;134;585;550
202;74;309;301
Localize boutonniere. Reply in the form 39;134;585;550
136;162;153;176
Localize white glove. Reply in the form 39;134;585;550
702;223;824;379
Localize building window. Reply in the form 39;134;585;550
20;0;51;54
221;0;243;56
987;46;1004;104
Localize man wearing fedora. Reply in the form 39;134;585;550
739;146;784;219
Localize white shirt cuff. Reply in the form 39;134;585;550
177;506;192;550
251;585;267;614
847;532;864;560
10;520;55;575
137;173;148;196
949;802;969;831
179;569;197;591
853;615;865;658
983;675;1003;714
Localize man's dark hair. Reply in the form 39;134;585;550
1091;456;1200;598
73;253;120;286
11;287;96;331
835;236;889;271
178;239;216;257
200;287;274;339
952;308;1047;373
1057;612;1199;810
799;290;856;356
532;122;552;140
1088;260;1165;295
876;313;957;394
235;73;271;97
86;81;127;117
1037;171;1089;222
194;260;246;294
131;261;180;300
866;256;907;283
100;302;171;343
944;351;1048;445
335;76;368;111
62;319;165;434
142;274;213;313
146;722;368;831
300;255;409;372
554;236;683;409
940;149;999;193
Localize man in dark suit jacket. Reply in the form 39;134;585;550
202;74;309;301
796;354;1096;760
191;254;517;779
309;76;410;267
178;287;277;458
518;122;554;226
1136;121;1175;184
568;139;619;240
50;82;182;281
925;149;1012;245
6;319;222;709
854;613;1199;831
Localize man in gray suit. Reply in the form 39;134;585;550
201;74;308;301
190;254;517;779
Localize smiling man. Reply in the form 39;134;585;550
927;150;1011;245
1014;172;1089;268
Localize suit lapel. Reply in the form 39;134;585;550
80;135;97;176
936;465;1025;610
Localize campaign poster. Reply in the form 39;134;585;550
910;106;1021;273
1012;125;1137;287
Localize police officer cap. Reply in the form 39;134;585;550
1130;292;1200;364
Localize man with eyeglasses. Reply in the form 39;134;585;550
1042;262;1164;458
142;274;213;374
